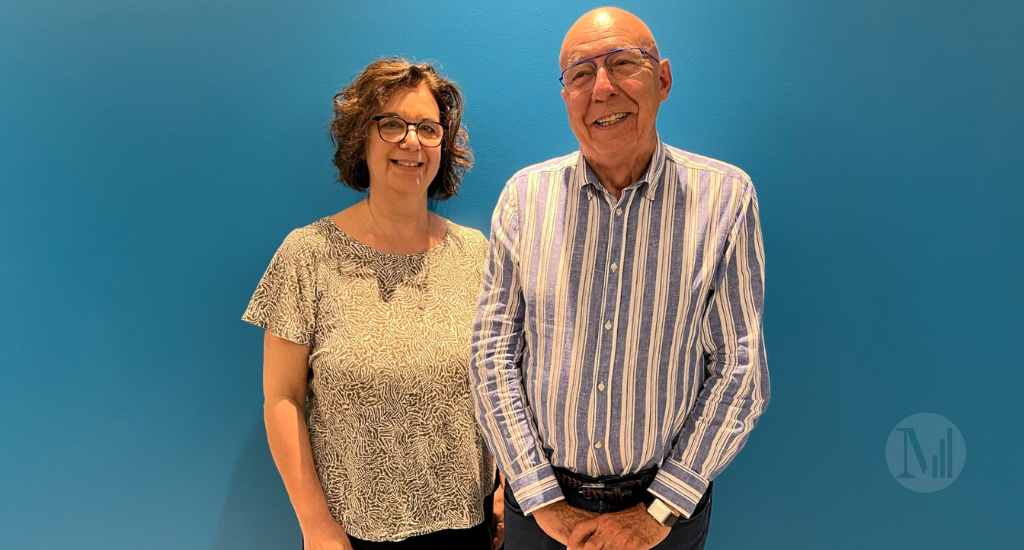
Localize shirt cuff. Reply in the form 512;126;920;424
507;463;565;516
647;460;710;518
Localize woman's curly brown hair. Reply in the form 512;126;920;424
329;58;472;200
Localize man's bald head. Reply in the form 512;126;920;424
557;6;671;191
560;7;659;68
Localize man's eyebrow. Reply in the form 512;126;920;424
563;45;634;67
564;52;587;66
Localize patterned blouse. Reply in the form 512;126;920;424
242;216;495;542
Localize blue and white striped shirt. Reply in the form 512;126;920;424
470;139;770;517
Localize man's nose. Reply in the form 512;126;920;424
591;66;617;100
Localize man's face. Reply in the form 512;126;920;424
560;22;671;168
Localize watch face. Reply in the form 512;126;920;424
648;499;673;523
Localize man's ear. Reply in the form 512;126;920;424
658;58;673;101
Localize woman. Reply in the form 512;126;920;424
242;58;502;549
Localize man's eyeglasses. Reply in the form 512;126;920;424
559;47;659;92
372;115;444;147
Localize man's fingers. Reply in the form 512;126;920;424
580;518;638;550
616;532;639;550
581;523;620;550
567;518;599;550
582;531;606;550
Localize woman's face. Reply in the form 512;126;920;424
364;83;443;200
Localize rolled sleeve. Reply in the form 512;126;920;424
506;464;564;515
647;461;710;518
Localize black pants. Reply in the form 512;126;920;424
502;481;713;550
304;493;494;550
347;519;490;550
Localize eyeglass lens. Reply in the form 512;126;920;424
562;49;648;91
377;117;444;146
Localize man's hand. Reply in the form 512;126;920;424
531;500;600;545
566;503;671;550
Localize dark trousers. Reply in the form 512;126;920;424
502;481;713;550
304;493;494;550
347;519;490;550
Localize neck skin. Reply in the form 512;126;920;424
584;135;657;199
365;185;432;254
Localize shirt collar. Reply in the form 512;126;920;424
575;135;666;201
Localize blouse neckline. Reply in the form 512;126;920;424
322;216;451;259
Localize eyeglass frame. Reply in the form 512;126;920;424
559;47;660;90
370;115;445;147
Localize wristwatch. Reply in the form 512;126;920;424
643;494;680;527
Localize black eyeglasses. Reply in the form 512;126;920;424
559;47;659;92
372;115;444;147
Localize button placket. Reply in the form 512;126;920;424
591;193;623;464
593;192;630;465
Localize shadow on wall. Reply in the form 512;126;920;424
210;420;301;550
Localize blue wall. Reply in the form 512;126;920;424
1;1;1021;548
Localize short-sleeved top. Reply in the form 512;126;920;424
242;216;495;542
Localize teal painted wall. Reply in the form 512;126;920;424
1;1;1021;548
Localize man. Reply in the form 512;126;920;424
470;7;770;550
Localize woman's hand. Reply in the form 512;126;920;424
264;331;348;549
491;474;506;549
303;517;354;550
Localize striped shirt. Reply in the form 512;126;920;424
469;138;770;517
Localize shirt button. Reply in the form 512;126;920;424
604;321;612;330
616;208;623;216
598;382;605;391
610;263;618;272
595;442;603;449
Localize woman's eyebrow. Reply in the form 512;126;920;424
378;112;440;123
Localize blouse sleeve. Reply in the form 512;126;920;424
241;229;317;347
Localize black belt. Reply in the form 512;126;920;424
553;467;658;507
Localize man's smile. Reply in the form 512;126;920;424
592;112;631;126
